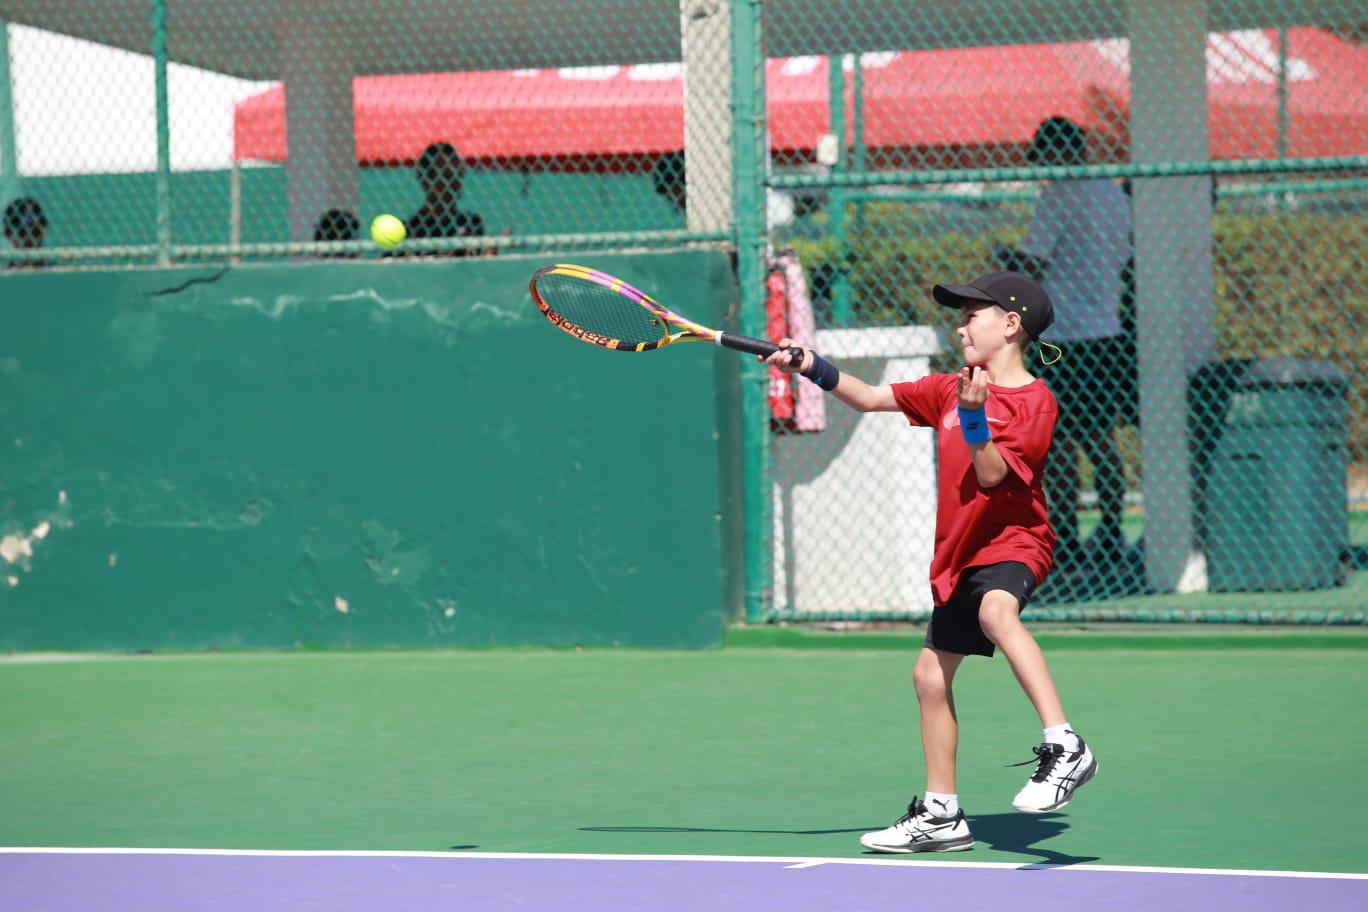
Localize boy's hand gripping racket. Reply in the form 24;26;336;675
530;263;803;362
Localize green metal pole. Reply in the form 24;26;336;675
0;21;21;208
850;52;866;281
827;54;851;324
1276;27;1289;161
1218;177;1368;198
1276;26;1289;214
732;0;772;624
768;155;1368;188
151;0;172;266
851;55;865;173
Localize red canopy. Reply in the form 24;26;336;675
233;28;1366;168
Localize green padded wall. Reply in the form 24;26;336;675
0;250;742;649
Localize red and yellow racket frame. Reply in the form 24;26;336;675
530;263;722;352
530;263;800;361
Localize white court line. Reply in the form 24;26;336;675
0;650;697;665
3;848;1366;881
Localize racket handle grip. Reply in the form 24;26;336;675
718;332;805;365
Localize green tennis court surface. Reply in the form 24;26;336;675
2;631;1365;876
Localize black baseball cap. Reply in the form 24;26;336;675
933;270;1055;340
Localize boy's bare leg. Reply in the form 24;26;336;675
977;592;1066;728
913;646;966;794
862;646;977;852
982;590;1100;813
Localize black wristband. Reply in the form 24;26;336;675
800;352;840;392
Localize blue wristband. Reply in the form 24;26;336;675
800;352;841;392
957;405;992;445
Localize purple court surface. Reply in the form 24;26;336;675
4;850;1366;911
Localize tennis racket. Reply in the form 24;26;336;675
530;263;803;362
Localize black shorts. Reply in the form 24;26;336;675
924;562;1038;658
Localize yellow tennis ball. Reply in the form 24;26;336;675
370;214;406;250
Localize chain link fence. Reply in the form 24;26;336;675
765;0;1366;623
1;1;1364;623
0;1;732;265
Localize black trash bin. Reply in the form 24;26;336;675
1202;358;1349;591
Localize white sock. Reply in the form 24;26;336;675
1044;723;1081;752
923;791;959;818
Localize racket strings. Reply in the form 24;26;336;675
534;272;664;346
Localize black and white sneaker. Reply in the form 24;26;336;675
859;798;975;853
1010;734;1098;813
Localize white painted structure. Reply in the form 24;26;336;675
772;326;942;616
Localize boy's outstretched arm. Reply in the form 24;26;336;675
957;366;1010;488
764;340;900;412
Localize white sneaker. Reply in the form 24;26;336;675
1011;735;1099;813
860;798;974;853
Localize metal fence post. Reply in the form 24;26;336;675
827;54;851;324
0;22;20;209
151;0;171;266
731;0;771;623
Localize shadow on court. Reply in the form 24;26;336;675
581;812;1098;866
965;812;1100;866
580;825;873;836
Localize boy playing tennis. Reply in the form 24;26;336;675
766;271;1097;853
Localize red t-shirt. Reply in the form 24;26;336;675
892;374;1058;606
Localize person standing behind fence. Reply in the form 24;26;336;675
4;197;49;269
399;142;492;256
998;118;1133;574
